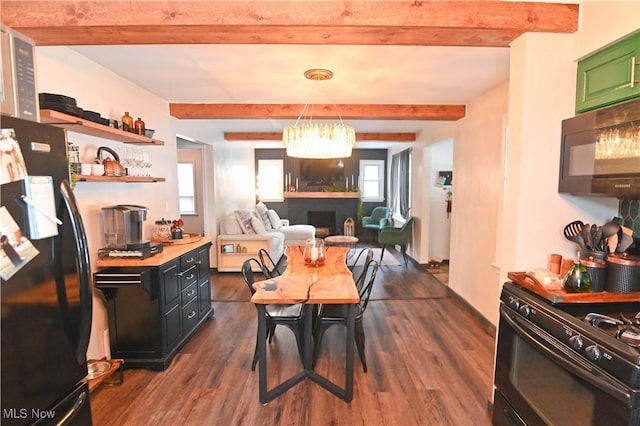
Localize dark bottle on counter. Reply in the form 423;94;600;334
121;112;134;132
134;117;145;135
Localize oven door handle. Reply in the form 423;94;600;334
500;306;633;406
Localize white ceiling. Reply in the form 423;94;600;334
71;44;511;147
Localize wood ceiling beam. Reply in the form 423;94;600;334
170;104;465;121
1;1;578;47
224;132;416;142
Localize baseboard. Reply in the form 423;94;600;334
446;287;496;338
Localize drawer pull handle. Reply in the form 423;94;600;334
186;273;195;280
186;290;196;297
187;311;196;319
631;56;637;89
175;267;195;277
185;257;195;264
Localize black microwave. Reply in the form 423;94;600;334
559;98;640;198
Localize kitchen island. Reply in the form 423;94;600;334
95;238;213;371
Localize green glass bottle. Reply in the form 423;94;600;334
563;260;592;293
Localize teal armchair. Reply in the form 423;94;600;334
361;207;390;241
378;217;414;268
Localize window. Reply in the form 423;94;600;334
177;162;196;214
359;160;385;202
257;159;284;202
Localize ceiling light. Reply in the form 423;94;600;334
283;69;356;159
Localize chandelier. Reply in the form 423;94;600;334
283;69;356;159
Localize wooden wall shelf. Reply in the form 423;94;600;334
75;176;166;183
40;110;164;145
284;191;360;199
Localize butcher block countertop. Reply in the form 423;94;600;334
95;237;212;268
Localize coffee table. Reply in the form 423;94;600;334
324;235;358;248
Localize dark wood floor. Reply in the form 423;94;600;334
90;249;495;425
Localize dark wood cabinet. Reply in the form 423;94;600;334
95;240;213;371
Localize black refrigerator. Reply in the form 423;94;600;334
1;115;93;425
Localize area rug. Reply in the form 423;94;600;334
351;248;401;266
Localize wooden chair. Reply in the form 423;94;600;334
313;259;379;372
241;258;304;371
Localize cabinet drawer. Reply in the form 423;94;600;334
182;298;199;333
181;282;197;306
179;265;197;289
180;249;198;271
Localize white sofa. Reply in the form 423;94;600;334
216;205;315;272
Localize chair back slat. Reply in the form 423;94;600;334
348;247;373;273
358;259;379;313
241;258;265;295
258;248;282;278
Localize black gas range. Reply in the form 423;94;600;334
493;282;640;425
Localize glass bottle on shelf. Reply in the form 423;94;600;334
121;112;134;132
134;117;146;136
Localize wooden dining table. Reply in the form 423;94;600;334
250;246;359;403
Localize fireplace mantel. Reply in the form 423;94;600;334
284;191;359;199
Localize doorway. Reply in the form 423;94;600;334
428;139;453;270
177;139;205;235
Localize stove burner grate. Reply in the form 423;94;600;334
584;312;640;347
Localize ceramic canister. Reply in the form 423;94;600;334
153;219;172;240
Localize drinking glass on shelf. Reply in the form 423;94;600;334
119;147;132;176
134;149;144;177
143;152;152;176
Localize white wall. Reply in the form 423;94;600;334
449;81;509;324
36;47;211;359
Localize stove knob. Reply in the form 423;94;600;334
508;297;520;310
585;345;601;362
569;335;584;351
518;305;531;317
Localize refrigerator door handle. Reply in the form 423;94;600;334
53;390;88;426
60;180;93;364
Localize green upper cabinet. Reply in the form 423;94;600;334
576;32;640;114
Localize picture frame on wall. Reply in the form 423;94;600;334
437;171;453;186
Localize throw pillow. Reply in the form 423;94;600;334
267;209;283;230
234;209;256;234
251;217;267;234
220;215;242;235
255;202;272;230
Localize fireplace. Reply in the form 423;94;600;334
308;211;336;237
285;195;358;237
